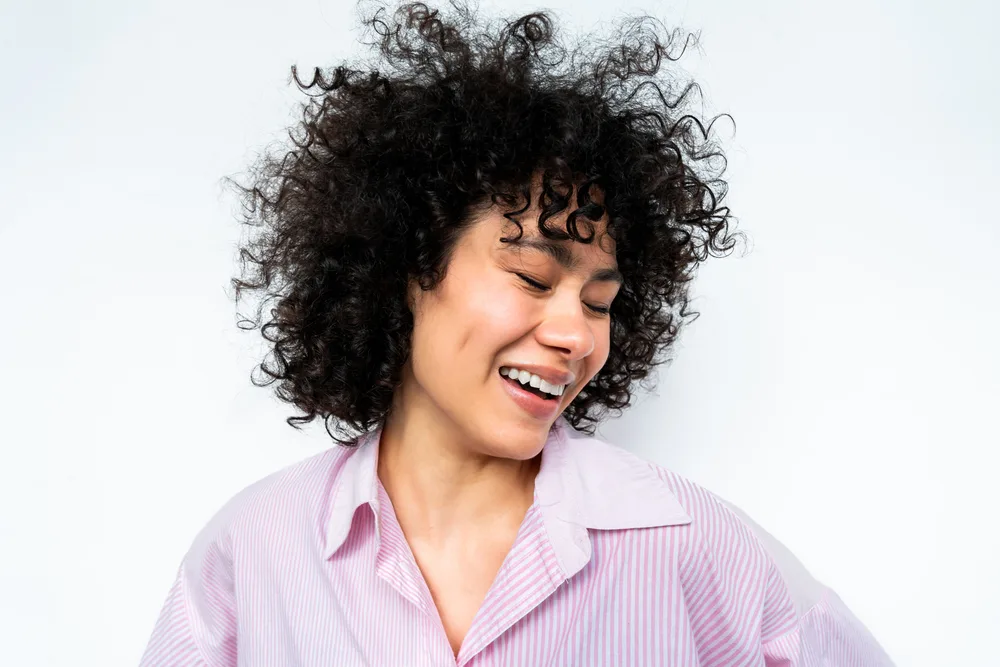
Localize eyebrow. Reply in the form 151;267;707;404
502;236;623;285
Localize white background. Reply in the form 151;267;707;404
2;0;997;665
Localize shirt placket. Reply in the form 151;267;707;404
373;479;459;665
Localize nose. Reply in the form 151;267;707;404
534;298;596;361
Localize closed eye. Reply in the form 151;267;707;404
516;273;611;316
516;273;549;291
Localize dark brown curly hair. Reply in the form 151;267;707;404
226;0;744;447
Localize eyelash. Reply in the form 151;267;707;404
516;273;611;315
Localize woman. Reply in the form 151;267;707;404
140;2;894;665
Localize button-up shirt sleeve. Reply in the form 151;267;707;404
720;499;896;666
138;518;238;667
761;583;896;666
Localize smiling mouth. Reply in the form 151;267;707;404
498;369;561;401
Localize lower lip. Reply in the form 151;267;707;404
498;372;564;420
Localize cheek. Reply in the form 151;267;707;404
460;281;532;347
411;274;529;373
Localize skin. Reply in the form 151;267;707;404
376;178;621;655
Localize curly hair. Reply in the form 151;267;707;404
226;0;743;447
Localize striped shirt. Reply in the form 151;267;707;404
138;416;895;666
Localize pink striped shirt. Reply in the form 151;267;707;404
139;416;894;666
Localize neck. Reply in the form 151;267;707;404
376;402;541;551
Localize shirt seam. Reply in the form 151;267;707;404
796;583;832;622
178;561;221;667
761;585;833;647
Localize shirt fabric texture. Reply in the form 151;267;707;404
139;416;895;667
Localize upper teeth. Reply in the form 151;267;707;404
500;367;566;396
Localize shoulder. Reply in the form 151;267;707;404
641;454;828;617
566;426;805;636
566;423;773;562
577;431;896;662
573;424;795;572
647;457;799;579
712;496;830;617
659;461;830;620
181;444;354;565
626;440;831;631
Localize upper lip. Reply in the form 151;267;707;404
499;363;576;387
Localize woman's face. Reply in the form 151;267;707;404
399;191;621;460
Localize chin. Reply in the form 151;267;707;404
481;422;551;460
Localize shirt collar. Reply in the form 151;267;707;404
322;416;692;561
536;416;692;530
531;416;692;577
323;425;382;561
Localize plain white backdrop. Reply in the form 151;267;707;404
2;0;997;665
